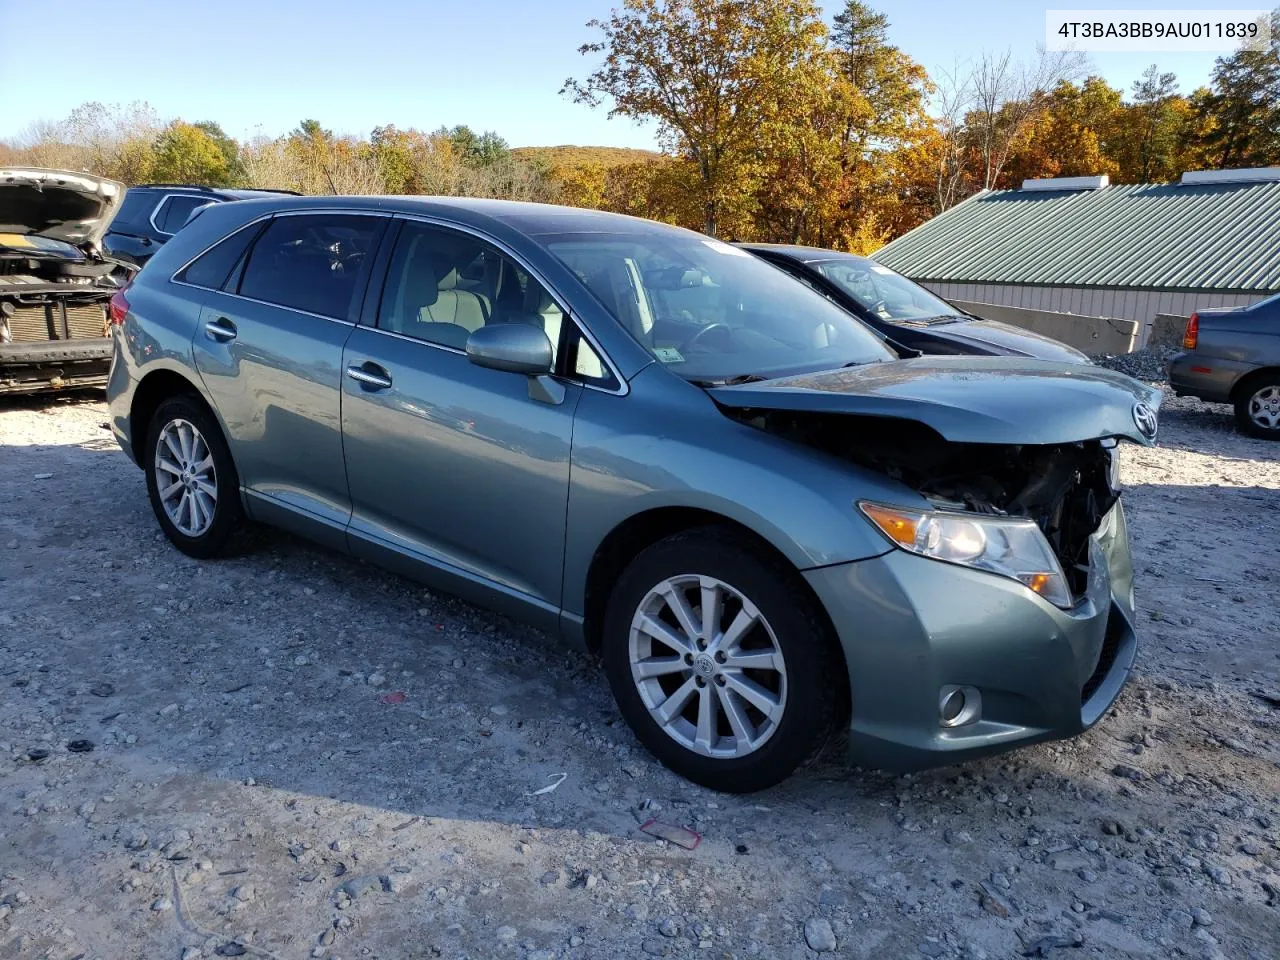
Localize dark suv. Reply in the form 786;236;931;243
103;184;298;268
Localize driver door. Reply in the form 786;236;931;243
340;220;587;626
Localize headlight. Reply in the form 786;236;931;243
859;502;1074;608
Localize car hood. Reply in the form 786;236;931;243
920;315;1089;362
707;356;1163;446
0;168;126;248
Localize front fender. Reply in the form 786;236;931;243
561;367;909;617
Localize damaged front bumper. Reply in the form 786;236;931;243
806;500;1137;772
0;337;113;393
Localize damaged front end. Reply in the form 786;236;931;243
728;410;1121;603
0;169;130;394
706;357;1158;770
709;356;1161;607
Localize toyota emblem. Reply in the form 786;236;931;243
1132;402;1158;439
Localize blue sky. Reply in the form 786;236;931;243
0;0;1225;148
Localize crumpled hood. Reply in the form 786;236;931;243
923;315;1089;363
0;168;125;247
708;356;1163;446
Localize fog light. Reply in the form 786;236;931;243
939;685;982;728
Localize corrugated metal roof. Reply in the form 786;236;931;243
873;180;1280;292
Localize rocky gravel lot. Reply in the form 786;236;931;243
1;386;1278;960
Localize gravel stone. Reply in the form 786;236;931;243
804;917;837;952
3;389;1278;960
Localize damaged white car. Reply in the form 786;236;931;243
0;168;132;395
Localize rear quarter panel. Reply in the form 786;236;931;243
1195;304;1280;374
107;202;283;457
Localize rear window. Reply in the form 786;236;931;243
109;191;156;231
175;220;268;290
237;214;383;320
155;195;213;234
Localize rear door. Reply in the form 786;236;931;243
340;218;596;623
190;212;388;547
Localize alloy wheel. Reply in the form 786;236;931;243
1248;385;1280;430
155;418;218;537
628;574;787;759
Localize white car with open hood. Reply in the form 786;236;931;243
0;168;132;394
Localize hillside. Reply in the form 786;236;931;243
512;145;662;168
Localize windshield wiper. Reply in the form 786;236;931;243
692;373;769;386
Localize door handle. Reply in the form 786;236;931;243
346;362;393;390
204;317;237;342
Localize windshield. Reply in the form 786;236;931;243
541;230;893;382
813;257;960;322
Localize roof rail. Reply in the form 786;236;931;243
244;187;303;195
135;183;219;191
1180;167;1280;186
1021;175;1109;192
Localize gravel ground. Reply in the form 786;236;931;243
1;389;1277;960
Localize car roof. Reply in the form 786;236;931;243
736;242;872;266
134;184;300;199
184;193;708;238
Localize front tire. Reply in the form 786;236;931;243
1235;373;1280;440
602;527;846;793
144;394;247;558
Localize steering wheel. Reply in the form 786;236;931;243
683;322;733;352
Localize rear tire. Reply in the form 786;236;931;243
1234;373;1280;440
602;527;846;793
144;394;248;558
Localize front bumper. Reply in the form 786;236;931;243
806;501;1137;772
1168;351;1252;404
0;338;112;394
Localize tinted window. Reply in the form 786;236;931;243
238;215;382;320
379;222;567;356
812;257;958;322
544;228;893;382
110;190;156;231
175;221;268;290
156;195;214;234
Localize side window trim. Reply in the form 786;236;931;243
358;219;404;326
372;213;627;394
150;193;213;237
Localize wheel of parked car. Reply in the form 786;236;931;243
602;527;846;793
1234;372;1280;440
144;394;248;558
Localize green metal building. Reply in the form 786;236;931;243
873;168;1280;345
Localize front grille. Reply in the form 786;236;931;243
1081;619;1123;704
3;301;108;342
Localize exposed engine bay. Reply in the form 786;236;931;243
0;169;131;392
729;409;1120;597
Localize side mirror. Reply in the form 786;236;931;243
465;323;554;376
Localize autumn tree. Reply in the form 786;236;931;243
966;47;1089;190
193;121;246;184
440;125;512;167
564;0;830;237
826;1;931;247
150;121;233;185
999;77;1122;184
1113;65;1185;182
1193;8;1280;168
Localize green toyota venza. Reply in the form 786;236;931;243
106;196;1159;792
